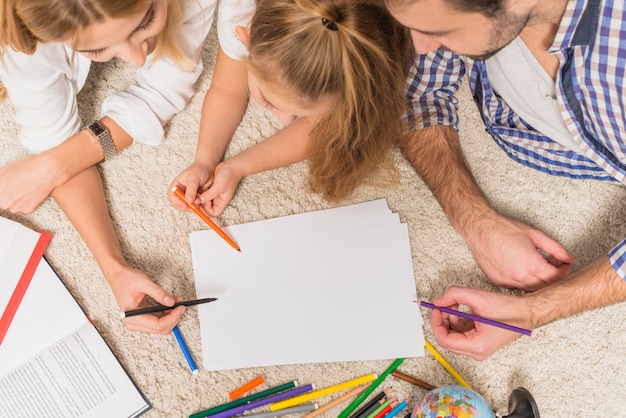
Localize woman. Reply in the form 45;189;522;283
0;0;218;334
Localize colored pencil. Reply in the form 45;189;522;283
207;384;314;418
229;376;265;400
419;301;532;336
338;358;405;418
188;381;297;418
172;326;197;374
424;340;472;390
172;186;240;252
347;387;389;418
352;398;386;418
270;373;377;411
391;370;436;390
386;398;411;418
242;403;318;418
122;297;218;318
374;403;395;418
365;398;392;418
303;384;367;418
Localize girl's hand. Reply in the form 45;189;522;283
198;161;243;217
168;162;214;210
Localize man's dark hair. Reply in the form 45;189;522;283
385;0;504;17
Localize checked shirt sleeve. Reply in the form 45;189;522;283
609;240;626;281
405;49;466;132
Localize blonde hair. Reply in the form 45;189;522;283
0;0;192;101
247;0;413;201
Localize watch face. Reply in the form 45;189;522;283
89;121;106;137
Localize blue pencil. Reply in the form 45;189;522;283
173;325;198;374
386;398;410;418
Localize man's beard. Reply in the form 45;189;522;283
466;12;529;61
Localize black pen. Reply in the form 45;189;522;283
121;297;218;318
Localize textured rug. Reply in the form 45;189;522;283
2;23;625;418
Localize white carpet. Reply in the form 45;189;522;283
2;25;626;418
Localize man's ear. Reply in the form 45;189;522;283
236;25;250;47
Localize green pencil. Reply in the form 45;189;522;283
338;358;405;418
365;398;392;418
189;381;297;418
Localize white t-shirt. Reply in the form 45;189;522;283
485;37;584;155
0;0;249;154
217;0;254;61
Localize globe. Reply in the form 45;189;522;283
411;385;495;418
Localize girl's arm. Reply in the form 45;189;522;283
168;47;249;206
199;116;313;217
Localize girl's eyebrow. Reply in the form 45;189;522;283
76;1;155;53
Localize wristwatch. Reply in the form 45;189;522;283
84;120;116;160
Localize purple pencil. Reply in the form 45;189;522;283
207;384;314;418
419;301;532;336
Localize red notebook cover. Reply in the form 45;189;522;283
0;231;51;345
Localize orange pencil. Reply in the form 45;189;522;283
229;376;265;400
302;384;368;418
172;187;240;252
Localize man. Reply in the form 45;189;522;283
385;0;626;359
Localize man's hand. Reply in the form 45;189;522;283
429;285;532;361
464;213;576;291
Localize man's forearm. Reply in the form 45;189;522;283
401;125;495;235
525;257;626;328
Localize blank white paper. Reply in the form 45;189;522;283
191;200;425;371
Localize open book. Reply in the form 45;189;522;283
0;258;151;417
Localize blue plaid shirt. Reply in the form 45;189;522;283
406;0;626;280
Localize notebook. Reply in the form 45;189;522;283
190;199;425;371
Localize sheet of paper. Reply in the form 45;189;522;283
191;200;424;371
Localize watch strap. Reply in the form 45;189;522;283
84;120;116;160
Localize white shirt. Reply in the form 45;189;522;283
485;37;584;155
0;0;220;154
217;0;254;60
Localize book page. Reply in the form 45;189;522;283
0;259;150;417
0;259;86;376
0;323;149;418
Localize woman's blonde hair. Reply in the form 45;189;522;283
247;0;413;201
0;0;191;100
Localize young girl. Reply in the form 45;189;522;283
0;0;220;334
169;0;414;217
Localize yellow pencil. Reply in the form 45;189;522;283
269;373;377;411
425;340;472;390
302;384;368;418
